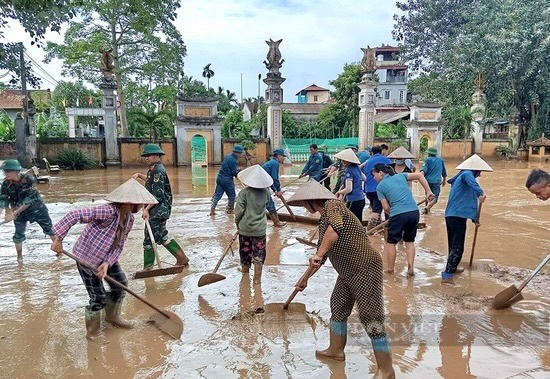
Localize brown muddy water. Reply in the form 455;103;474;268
0;160;549;378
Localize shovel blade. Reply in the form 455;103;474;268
492;285;520;310
296;237;317;248
197;273;226;287
133;265;185;279
148;310;183;339
264;302;307;314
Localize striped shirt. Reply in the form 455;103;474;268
54;204;134;267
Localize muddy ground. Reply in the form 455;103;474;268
0;160;549;378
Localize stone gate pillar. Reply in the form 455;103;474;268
263;39;285;150
471;73;487;155
99;79;120;166
358;47;378;150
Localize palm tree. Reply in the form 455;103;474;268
202;63;215;90
226;89;238;106
127;108;174;141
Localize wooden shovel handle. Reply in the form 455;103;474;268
279;195;296;220
367;199;426;235
469;202;483;267
283;265;317;309
145;219;162;269
212;232;238;273
62;250;170;318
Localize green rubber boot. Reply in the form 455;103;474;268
143;247;155;270
104;293;134;329
164;239;189;266
85;308;109;344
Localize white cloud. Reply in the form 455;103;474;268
3;0;400;101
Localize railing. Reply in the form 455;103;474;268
483;133;509;139
384;76;407;83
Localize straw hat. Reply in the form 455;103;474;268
387;146;415;159
287;180;337;206
105;178;159;204
456;154;493;172
237;164;273;188
334;148;360;164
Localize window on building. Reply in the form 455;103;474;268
384;90;391;100
399;90;405;104
313;95;318;102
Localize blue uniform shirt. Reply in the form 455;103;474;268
363;154;391;193
344;165;364;202
445;170;484;221
302;152;322;180
358;151;370;164
262;158;281;192
376;173;417;217
217;153;239;181
421;156;447;184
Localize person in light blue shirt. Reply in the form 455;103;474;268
210;145;244;215
373;163;434;276
262;149;287;227
420;147;447;214
361;146;391;229
442;169;486;283
299;144;323;181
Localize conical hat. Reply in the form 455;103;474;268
387;146;415;159
334;148;360;164
287;179;337;206
105;178;159;204
237;164;273;188
456;154;493;172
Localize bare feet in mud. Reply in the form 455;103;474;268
384;269;394;274
407;269;415;277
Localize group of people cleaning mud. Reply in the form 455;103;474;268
1;142;549;378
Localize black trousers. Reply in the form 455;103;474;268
346;198;365;223
444;216;468;274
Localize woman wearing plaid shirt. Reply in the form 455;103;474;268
51;179;158;343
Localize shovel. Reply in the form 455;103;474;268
296;229;319;248
198;232;239;287
492;253;550;310
62;250;183;339
367;199;426;235
134;220;185;279
264;265;317;313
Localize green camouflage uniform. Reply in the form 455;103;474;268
332;159;347;194
143;162;172;249
0;173;55;243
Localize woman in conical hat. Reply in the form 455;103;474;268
287;180;395;377
50;178;158;343
235;165;273;285
442;154;492;284
334;148;366;222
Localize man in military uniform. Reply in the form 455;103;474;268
132;144;189;270
262;148;287;227
210;145;244;215
0;159;56;260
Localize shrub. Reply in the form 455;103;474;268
0;110;15;141
495;144;514;160
56;149;96;170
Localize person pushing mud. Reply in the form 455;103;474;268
0;159;56;260
132;144;189;271
288;180;395;378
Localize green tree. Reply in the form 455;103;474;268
442;105;472;140
202;63;215;90
394;0;550;136
375;121;407;138
44;0;186;137
0;0;80;88
52;81;101;110
0;110;16;141
126;108;174;139
36;111;69;138
221;109;245;138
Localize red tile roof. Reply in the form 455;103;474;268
527;134;550;147
0;90;23;109
295;84;329;96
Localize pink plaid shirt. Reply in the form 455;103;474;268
54;204;135;268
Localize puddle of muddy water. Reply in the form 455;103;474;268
1;161;549;378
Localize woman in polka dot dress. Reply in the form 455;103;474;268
288;180;395;378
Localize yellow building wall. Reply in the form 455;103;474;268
441;140;473;160
482;140;510;157
38;139;104;164
120;140;175;166
222;140;269;165
306;91;330;103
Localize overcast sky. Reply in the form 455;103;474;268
3;0;400;103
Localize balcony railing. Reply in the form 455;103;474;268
384;76;407;83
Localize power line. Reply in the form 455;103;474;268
23;51;60;86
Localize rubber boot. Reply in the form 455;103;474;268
209;207;216;216
253;263;263;285
225;206;234;214
441;272;455;285
104;294;134;329
143;247;155;270
15;243;23;261
164;239;189;266
85;308;109;344
315;320;347;361
372;336;396;379
269;211;286;227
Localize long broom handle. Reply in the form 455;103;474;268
212;232;239;273
283;265;317;309
280;196;296;220
62;250;170;318
517;253;550;292
469;202;483;267
367;199;426;235
145;219;163;269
